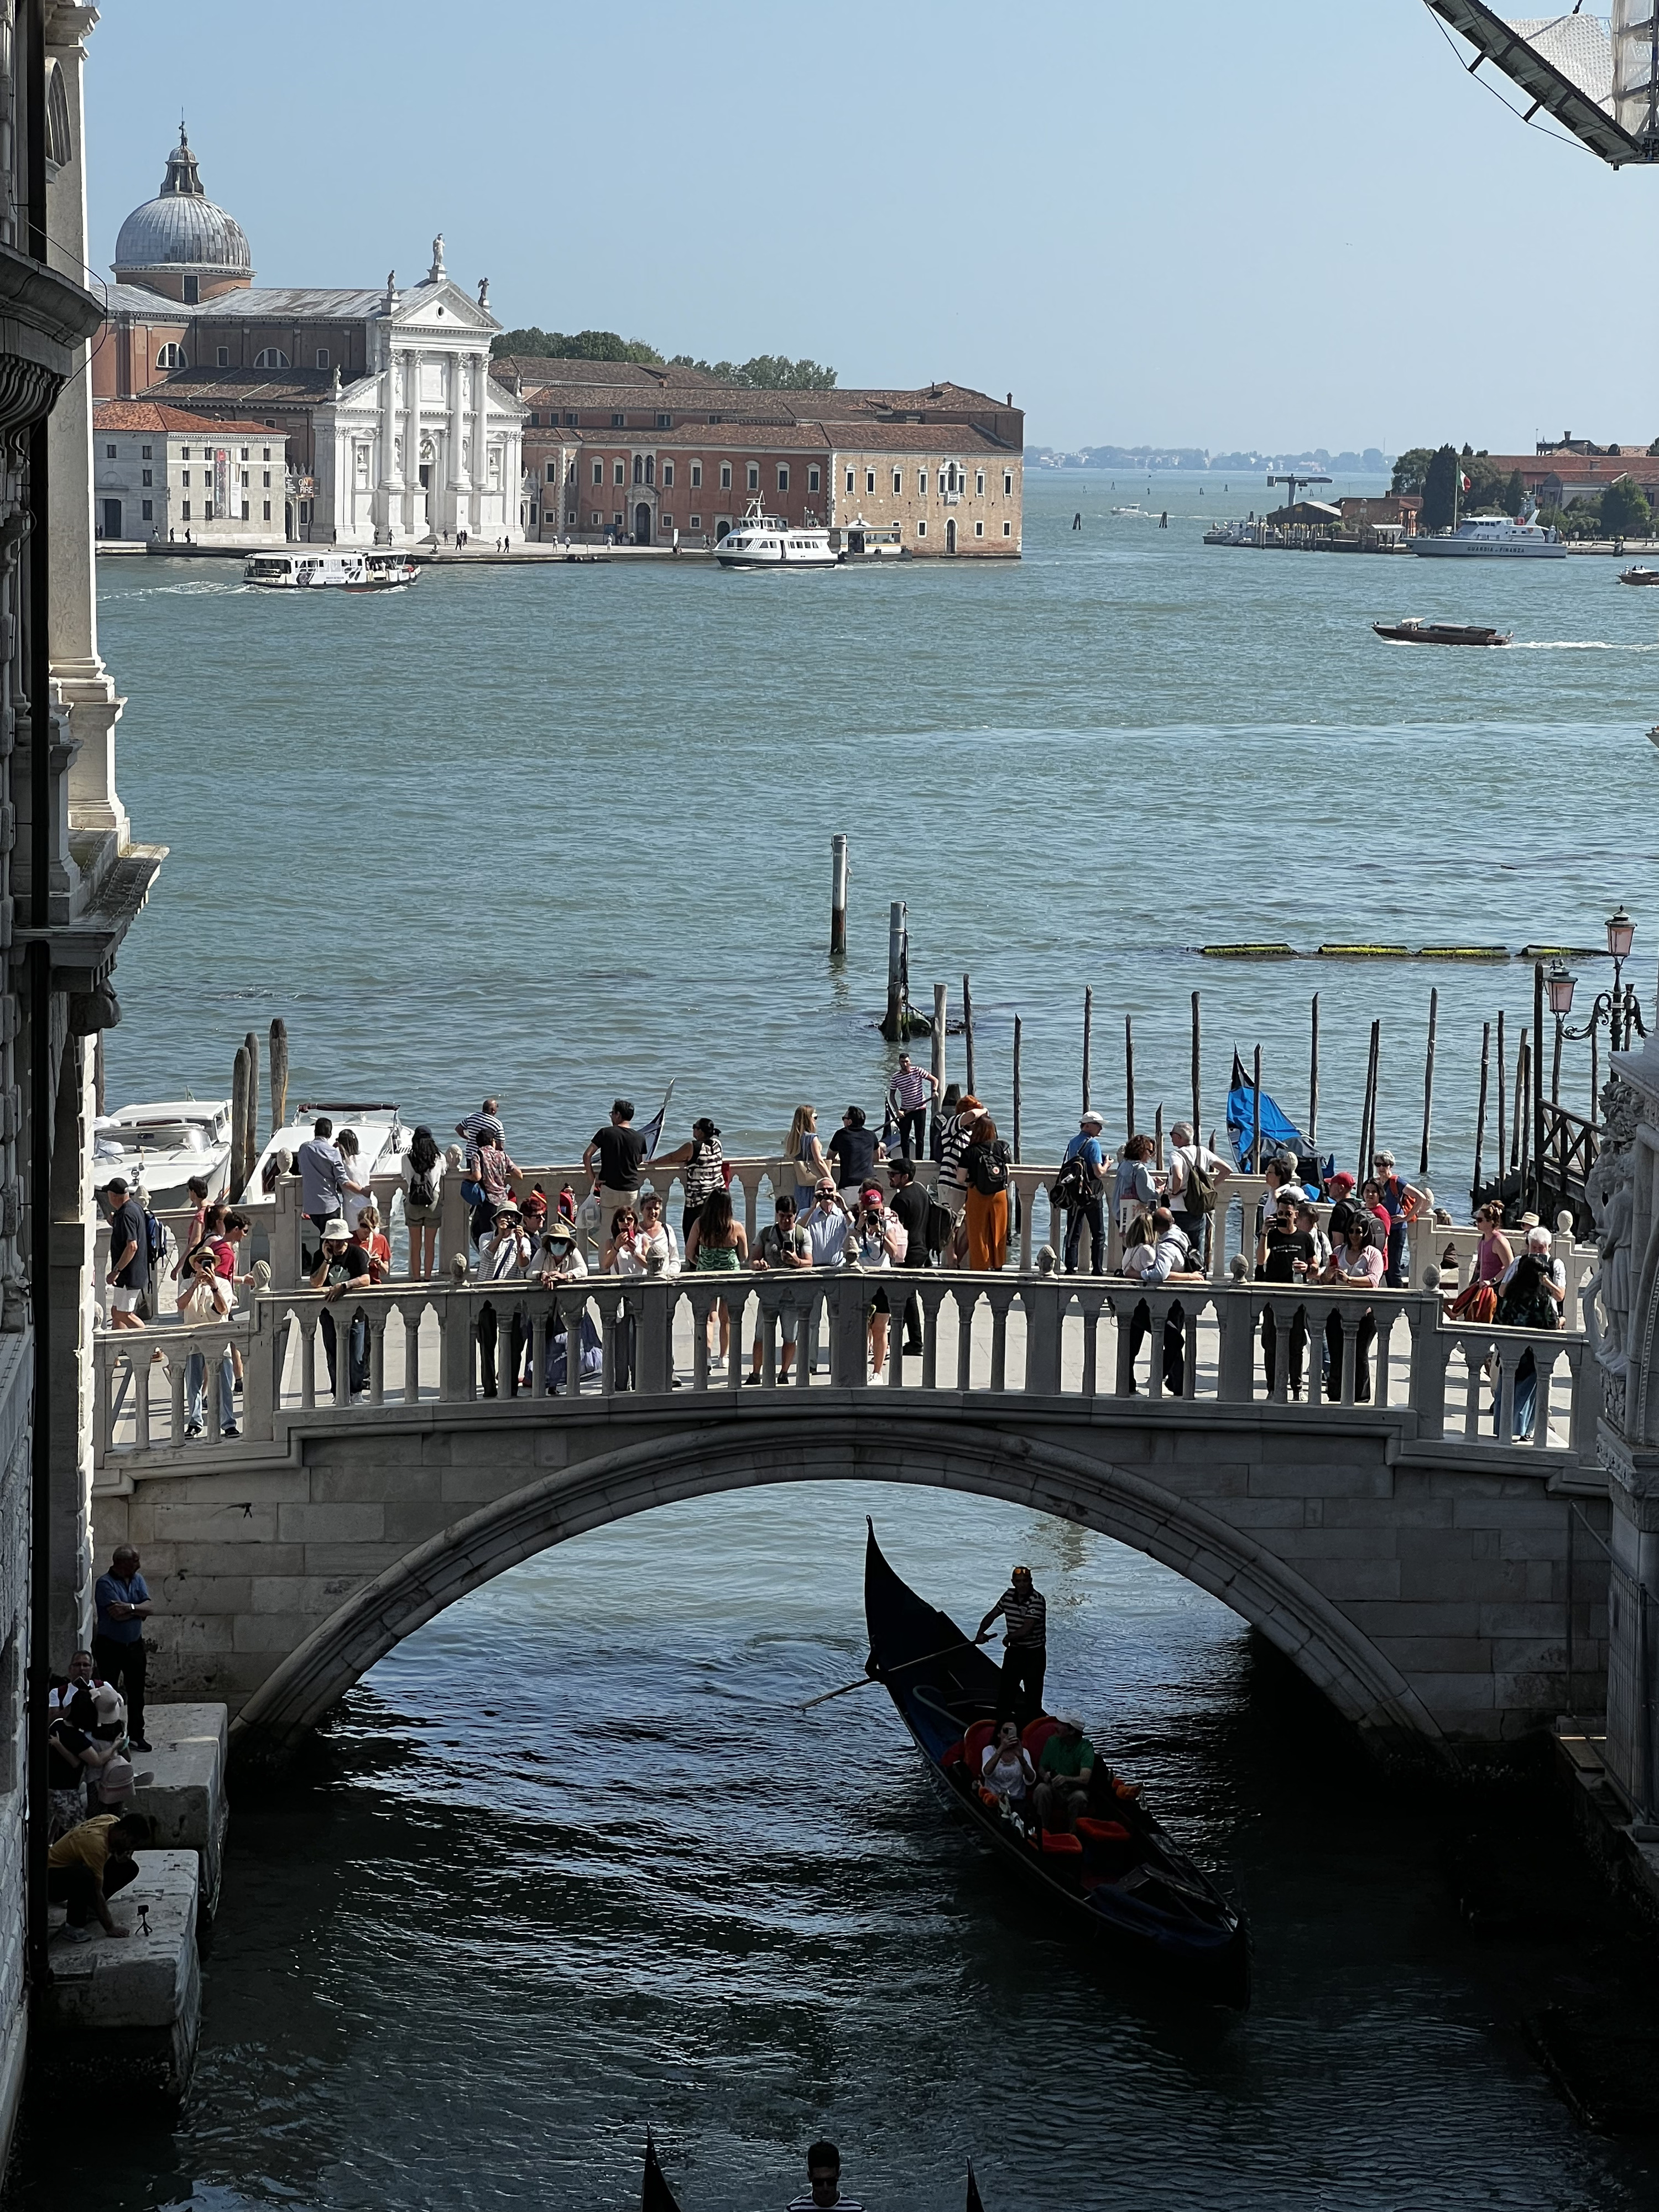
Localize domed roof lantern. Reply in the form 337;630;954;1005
162;120;206;200
113;119;252;295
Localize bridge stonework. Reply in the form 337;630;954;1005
91;1391;1606;1764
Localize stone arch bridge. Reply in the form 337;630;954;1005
89;1262;1610;1764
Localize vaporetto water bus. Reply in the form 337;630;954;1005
714;499;837;568
1411;515;1565;559
244;550;421;590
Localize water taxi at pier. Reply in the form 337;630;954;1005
714;499;836;568
243;550;421;591
838;519;905;560
1411;515;1564;559
1373;618;1512;647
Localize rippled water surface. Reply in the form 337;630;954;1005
21;478;1659;2209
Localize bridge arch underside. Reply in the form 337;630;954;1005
231;1417;1451;1765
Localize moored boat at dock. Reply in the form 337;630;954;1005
714;498;836;568
1373;618;1512;647
94;1098;233;1207
1412;515;1564;559
244;550;420;591
862;1521;1250;2005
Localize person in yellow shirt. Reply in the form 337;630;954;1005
46;1812;149;1942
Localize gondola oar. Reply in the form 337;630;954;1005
642;2131;684;2212
800;1632;998;1710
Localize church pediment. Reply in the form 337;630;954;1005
391;280;493;335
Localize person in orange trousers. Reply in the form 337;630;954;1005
962;1113;1011;1269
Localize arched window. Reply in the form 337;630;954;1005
156;343;186;369
45;64;71;168
253;348;290;370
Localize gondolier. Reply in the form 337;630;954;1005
977;1564;1046;1726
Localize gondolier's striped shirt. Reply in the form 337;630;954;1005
988;1585;1046;1648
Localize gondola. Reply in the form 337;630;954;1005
863;1522;1250;2007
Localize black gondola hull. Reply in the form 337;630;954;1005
863;1522;1250;2007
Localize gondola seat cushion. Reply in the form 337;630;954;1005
1021;1717;1062;1759
1076;1816;1131;1843
962;1719;996;1771
942;1738;966;1770
1040;1829;1083;1854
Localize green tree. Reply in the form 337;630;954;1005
1504;469;1527;516
668;353;838;389
489;328;664;363
1602;476;1652;536
1421;445;1459;532
1390;447;1434;495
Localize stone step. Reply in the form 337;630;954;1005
129;1702;228;1919
39;1846;201;2115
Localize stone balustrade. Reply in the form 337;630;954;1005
92;1265;1597;1470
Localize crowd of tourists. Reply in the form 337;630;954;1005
93;1079;1573;1424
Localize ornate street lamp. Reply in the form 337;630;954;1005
1608;906;1636;1049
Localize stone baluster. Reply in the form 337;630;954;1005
637;1279;672;1393
1407;1283;1449;1441
399;1305;421;1405
1569;1338;1598;1459
94;1341;113;1459
985;1285;1012;1391
272;1173;305;1288
134;1350;153;1451
598;1290;619;1394
367;1317;387;1407
726;1285;748;1391
830;1276;867;1387
439;1293;472;1402
243;1311;275;1439
565;1291;586;1395
167;1353;185;1444
1024;1280;1062;1395
1015;1173;1035;1270
1492;1339;1517;1441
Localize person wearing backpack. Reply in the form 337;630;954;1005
1493;1225;1564;1438
1167;1122;1229;1260
1056;1109;1108;1274
401;1125;445;1280
961;1113;1013;1271
98;1178;148;1331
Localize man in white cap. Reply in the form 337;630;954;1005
309;1216;371;1397
1060;1110;1108;1274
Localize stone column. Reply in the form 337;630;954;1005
378;337;401;545
473;352;489;539
46;8;126;844
447;347;471;533
405;349;422;539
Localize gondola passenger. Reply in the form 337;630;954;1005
980;1719;1036;1806
1034;1717;1096;1833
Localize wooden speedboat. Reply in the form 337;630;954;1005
1372;618;1511;646
1620;566;1659;586
863;1522;1250;2005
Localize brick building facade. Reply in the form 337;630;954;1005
502;358;1023;554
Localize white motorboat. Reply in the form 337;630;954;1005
244;1100;409;1204
244;550;420;590
1112;505;1156;518
837;518;905;560
714;499;836;568
1412;515;1564;559
95;1098;233;1207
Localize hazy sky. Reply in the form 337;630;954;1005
82;2;1659;453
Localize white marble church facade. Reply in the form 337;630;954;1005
312;243;523;546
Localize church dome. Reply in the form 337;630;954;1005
114;126;250;279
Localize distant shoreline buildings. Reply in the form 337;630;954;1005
93;127;1024;557
1028;443;1394;474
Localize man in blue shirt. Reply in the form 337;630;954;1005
294;1115;347;1263
92;1543;153;1751
1061;1110;1107;1275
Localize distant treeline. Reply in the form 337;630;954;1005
1029;444;1391;473
489;327;837;390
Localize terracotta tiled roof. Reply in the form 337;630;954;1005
819;421;1013;453
93;399;286;436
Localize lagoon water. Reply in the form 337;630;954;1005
20;476;1659;2208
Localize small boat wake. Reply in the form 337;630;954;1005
1509;638;1659;651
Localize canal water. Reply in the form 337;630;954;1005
24;477;1659;2208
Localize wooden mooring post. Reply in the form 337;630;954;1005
270;1016;289;1136
1496;1010;1507;1182
1358;1019;1380;1177
229;1044;251;1202
243;1029;260;1192
1190;991;1201;1134
830;834;848;957
1013;1016;1023;1161
931;983;947;1099
1082;987;1093;1115
1308;992;1319;1148
1125;1016;1136;1136
962;974;975;1095
1531;960;1545;1217
1251;1044;1262;1171
1472;1019;1490;1203
1418;988;1437;1178
881;902;910;1040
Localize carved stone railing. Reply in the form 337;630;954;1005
91;1269;1594;1470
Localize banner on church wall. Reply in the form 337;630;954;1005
212;447;230;518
